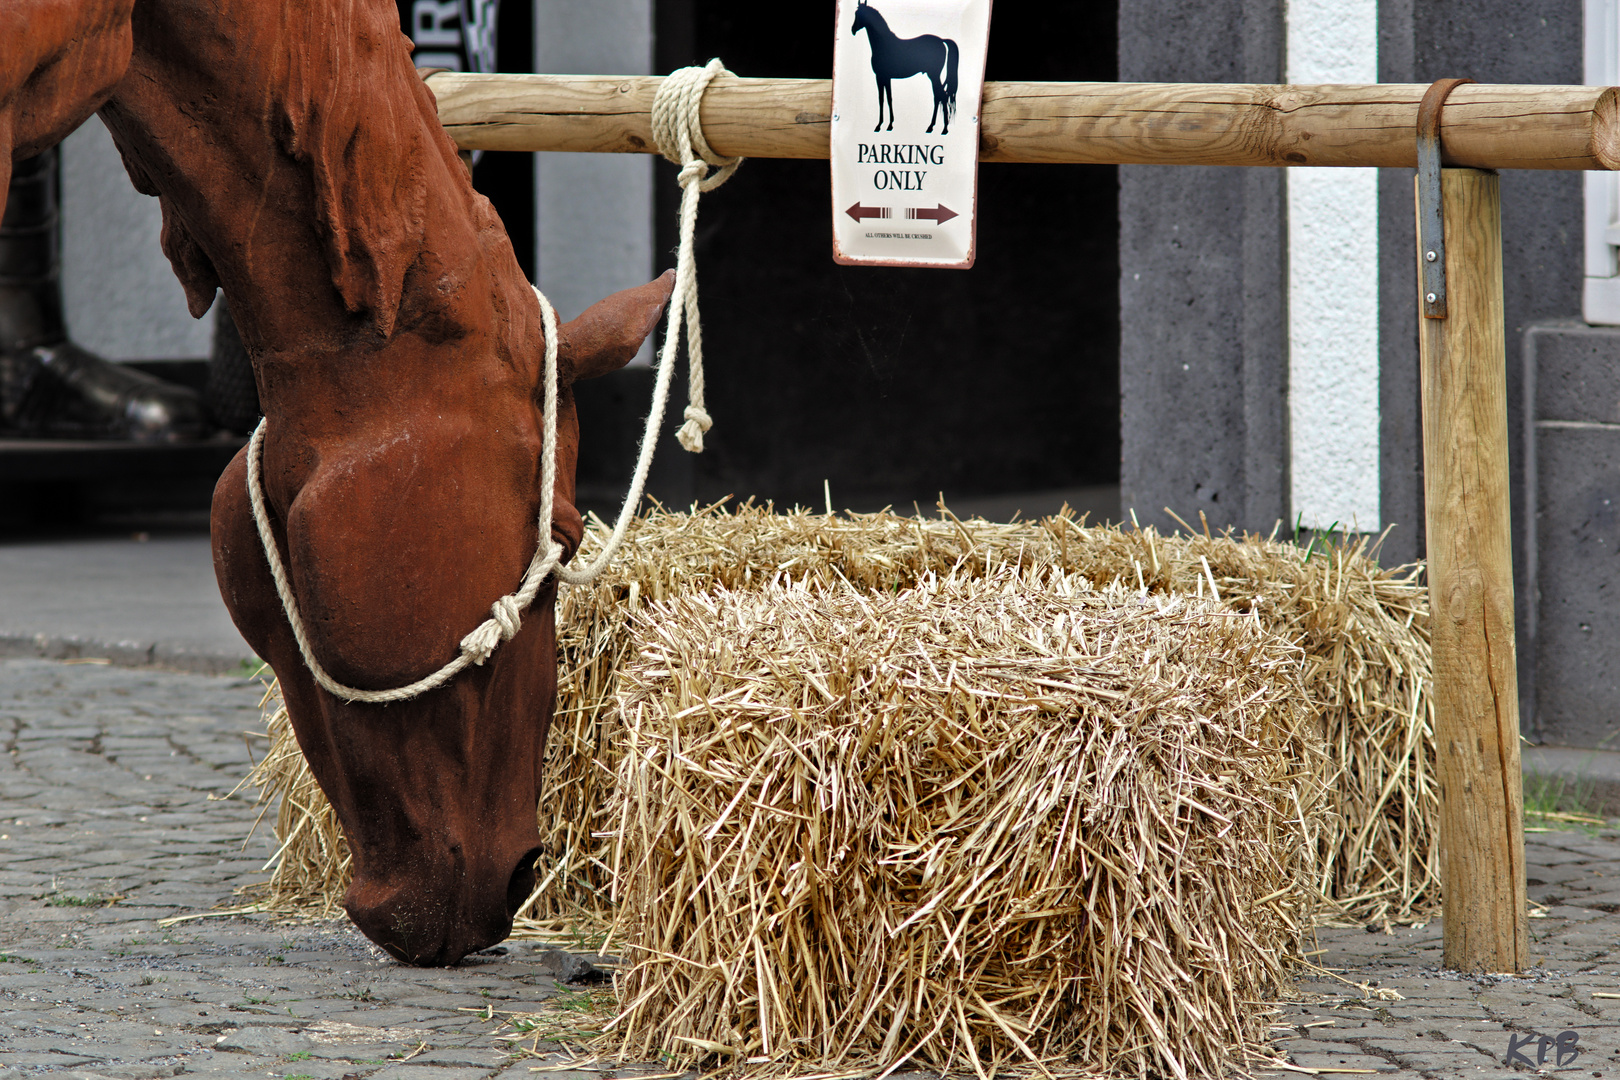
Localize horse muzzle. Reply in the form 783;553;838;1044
344;842;543;966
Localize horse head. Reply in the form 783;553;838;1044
134;0;678;966
212;273;673;966
852;0;872;36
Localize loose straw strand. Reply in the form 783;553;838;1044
247;60;742;702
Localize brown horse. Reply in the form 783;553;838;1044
3;0;673;964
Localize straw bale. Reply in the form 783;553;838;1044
238;699;350;917
606;573;1322;1079
242;504;1435;929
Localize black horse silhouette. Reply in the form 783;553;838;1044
851;0;960;136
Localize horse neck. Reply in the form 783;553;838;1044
98;0;507;381
862;8;897;43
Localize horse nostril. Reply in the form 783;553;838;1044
506;847;543;918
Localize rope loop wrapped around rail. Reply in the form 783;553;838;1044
652;58;742;191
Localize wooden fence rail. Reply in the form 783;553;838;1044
426;73;1620;171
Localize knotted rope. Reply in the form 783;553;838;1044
246;60;740;703
558;57;740;583
650;57;739;455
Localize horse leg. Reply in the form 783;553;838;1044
928;73;946;135
873;76;885;132
884;82;895;132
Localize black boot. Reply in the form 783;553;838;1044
0;148;205;442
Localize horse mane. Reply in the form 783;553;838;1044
273;1;453;339
856;2;892;34
118;0;466;341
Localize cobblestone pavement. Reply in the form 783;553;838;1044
4;658;1620;1080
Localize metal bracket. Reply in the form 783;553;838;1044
1417;77;1475;320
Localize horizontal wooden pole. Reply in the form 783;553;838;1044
427;73;1620;171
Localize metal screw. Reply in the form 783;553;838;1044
1426;292;1438;304
1425;250;1438;262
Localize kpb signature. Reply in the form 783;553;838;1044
1506;1030;1580;1068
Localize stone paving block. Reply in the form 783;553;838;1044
408;1047;510;1067
259;1062;358;1079
1379;1050;1506;1072
1276;1037;1380;1054
22;659;1620;1080
1358;1037;1494;1053
214;1026;318;1053
1524;848;1599;866
1283;1052;1401;1070
158;1055;282;1077
338;1008;460;1028
389;995;502;1013
1527;864;1599;886
0;1051;106;1067
305;1043;400;1062
1291;1023;1384;1039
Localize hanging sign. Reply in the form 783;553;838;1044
830;0;992;269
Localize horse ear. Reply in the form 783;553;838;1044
555;270;676;384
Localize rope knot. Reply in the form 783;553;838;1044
677;161;709;189
676;405;713;452
460;594;525;666
652;58;741;192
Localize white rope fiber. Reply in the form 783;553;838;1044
246;59;740;704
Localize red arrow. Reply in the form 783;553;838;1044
846;202;891;221
907;204;959;224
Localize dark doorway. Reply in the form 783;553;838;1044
580;3;1118;517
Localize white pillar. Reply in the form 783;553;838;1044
1286;0;1380;532
59;120;214;362
534;0;656;360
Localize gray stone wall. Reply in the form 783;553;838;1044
1120;0;1589;738
1117;0;1288;537
60;121;213;362
1525;322;1620;746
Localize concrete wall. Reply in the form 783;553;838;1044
1120;0;1587;738
1117;0;1287;536
59;120;213;362
1526;321;1620;747
533;0;656;345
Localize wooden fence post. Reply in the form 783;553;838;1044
1415;167;1529;972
